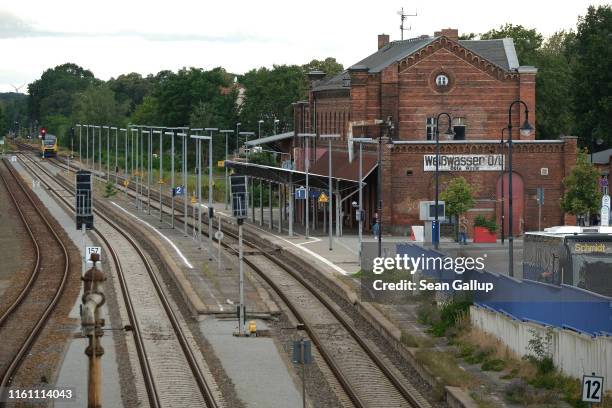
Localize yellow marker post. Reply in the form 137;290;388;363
191;195;197;204
217;160;225;168
123;180;129;187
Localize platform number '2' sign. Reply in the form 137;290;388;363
582;374;604;403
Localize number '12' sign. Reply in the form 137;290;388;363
582;374;604;403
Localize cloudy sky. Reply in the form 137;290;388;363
0;0;607;93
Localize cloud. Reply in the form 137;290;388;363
0;10;37;38
0;10;269;43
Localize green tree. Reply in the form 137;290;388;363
531;31;575;139
440;177;476;218
73;85;127;126
302;57;344;77
130;95;159;125
107;72;154;115
28;63;97;121
560;149;601;217
239;65;307;135
0;104;5;136
152;67;235;126
481;23;543;65
571;5;612;148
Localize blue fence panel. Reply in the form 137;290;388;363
396;243;612;335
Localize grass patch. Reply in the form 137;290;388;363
481;358;505;372
415;349;479;389
400;330;433;348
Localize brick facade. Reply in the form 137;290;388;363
292;31;577;236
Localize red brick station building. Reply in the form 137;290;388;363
231;29;578;237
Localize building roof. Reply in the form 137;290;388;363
590;148;612;165
313;36;520;92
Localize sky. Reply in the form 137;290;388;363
0;0;608;93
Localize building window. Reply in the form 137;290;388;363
435;74;449;87
426;117;436;140
453;117;466;140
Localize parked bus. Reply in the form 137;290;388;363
523;226;612;296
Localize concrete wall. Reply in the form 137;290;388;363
471;305;612;390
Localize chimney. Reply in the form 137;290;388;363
307;70;326;82
378;34;390;49
434;28;459;41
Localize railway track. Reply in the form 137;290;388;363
22;146;433;408
0;159;71;400
15;152;221;408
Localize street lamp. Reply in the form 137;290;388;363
377;116;396;258
258;119;264;139
76;124;82;165
240;131;256;221
274;118;280;135
500;127;507;245
297;133;317;239
190;133;212;257
205;128;218;261
434;113;454;250
507;100;534;277
320;134;340;250
353;137;373;262
235;122;241;155
220;130;235;210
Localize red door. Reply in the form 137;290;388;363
497;172;524;236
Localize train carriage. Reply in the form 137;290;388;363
41;134;58;158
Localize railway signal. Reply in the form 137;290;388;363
230;175;249;336
75;170;94;230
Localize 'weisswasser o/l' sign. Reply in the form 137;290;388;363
423;154;504;171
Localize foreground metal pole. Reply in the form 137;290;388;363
238;220;245;336
156;130;163;223
205;128;217;260
86;126;89;168
169;131;175;228
198;139;202;248
148;129;152;214
289;177;294;236
114;127;118;183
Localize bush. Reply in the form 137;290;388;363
481;358;505;372
429;299;472;337
474;214;498;232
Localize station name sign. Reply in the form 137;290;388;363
424;154;504;172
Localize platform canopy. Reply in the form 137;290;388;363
245;131;294;146
225;149;377;192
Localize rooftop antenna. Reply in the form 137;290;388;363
397;7;417;40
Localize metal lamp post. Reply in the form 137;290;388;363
177;131;189;236
258;119;264;139
507;100;534;277
112;127;118;182
221;130;234;210
500;127;507;245
353;137;373;262
434;112;454;250
321;134;340;250
86;125;90;168
205;128;218;261
103;126;110;179
274;118;280;135
297;133;317;239
239;131;255;220
190;133;212;256
378;117;395;258
76;124;82;165
152;129;164;222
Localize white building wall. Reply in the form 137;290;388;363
470;305;612;390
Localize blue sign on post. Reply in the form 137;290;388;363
173;185;185;196
432;220;440;246
295;187;306;200
309;190;320;199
